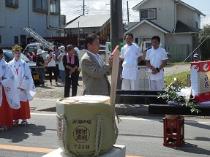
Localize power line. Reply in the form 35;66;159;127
184;35;210;62
127;1;130;23
82;0;85;15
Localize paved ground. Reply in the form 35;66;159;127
165;63;190;76
34;63;191;100
35;80;83;99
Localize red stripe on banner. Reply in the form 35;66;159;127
195;91;210;103
191;61;210;72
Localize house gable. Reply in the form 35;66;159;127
132;0;204;33
175;0;205;16
176;3;202;31
133;0;205;16
133;0;176;32
126;20;169;34
126;20;168;47
65;14;110;29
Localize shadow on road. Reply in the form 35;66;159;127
176;143;210;156
0;124;46;143
37;86;53;89
119;133;162;139
119;134;210;143
194;137;210;142
186;122;210;130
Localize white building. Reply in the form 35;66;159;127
0;0;65;48
126;0;205;61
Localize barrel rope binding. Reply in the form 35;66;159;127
94;115;103;157
60;114;78;157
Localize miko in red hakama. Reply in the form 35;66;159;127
12;101;31;121
9;58;36;124
0;57;20;129
0;90;13;128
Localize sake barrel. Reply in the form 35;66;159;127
56;95;118;157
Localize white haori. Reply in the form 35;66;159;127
0;59;20;109
9;59;36;102
120;43;142;80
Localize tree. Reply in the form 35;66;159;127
200;25;210;60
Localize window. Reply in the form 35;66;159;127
20;35;27;47
50;0;60;14
14;36;19;44
33;0;48;13
195;22;199;29
0;35;2;44
5;0;18;8
135;38;139;44
140;8;157;20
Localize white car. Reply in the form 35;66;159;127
23;42;48;60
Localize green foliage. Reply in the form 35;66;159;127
159;78;200;114
165;71;190;87
186;100;200;114
159;79;185;105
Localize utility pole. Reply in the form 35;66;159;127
127;1;130;23
110;0;123;50
110;0;123;89
46;0;50;29
82;0;85;16
77;22;80;47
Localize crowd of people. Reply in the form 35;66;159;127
0;32;169;131
27;44;80;97
80;33;168;96
15;33;168;98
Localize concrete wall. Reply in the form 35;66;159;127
165;33;193;61
0;0;61;48
129;22;166;47
138;0;176;32
166;33;193;50
0;0;5;27
176;4;201;30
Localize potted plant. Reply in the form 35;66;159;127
158;78;200;114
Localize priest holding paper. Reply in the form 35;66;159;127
81;34;112;96
9;45;36;126
0;48;20;130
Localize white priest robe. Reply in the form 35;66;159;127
0;59;20;109
9;59;36;102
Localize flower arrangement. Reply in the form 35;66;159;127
158;78;200;114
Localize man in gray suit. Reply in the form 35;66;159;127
81;34;111;96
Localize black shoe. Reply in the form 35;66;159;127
20;120;28;126
13;120;19;127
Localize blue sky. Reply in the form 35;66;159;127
61;0;210;26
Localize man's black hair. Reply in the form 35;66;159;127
86;33;99;47
125;33;134;39
151;36;160;43
66;44;74;51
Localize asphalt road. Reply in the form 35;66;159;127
0;111;210;157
